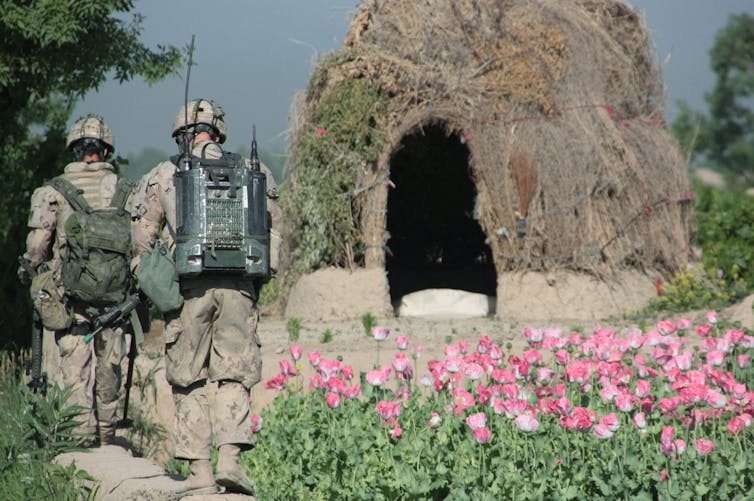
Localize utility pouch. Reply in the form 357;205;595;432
135;242;184;313
30;269;73;331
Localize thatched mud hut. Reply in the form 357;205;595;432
279;0;693;321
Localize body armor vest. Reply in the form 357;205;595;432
172;148;270;279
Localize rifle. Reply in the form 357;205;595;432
84;292;142;427
18;257;47;395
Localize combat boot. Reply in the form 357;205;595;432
175;459;218;497
215;444;255;494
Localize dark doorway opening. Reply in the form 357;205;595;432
386;124;496;305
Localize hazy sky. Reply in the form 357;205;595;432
72;0;754;160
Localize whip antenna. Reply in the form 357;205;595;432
182;35;195;170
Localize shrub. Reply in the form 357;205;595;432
0;351;94;497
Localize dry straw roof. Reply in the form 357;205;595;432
281;0;692;289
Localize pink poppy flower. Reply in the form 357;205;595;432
488;344;503;360
392;352;410;373
290;345;302;361
501;399;531;419
705;350;725;366
523;349;543;366
458;340;469;353
615;393;634;413
657;320;677;335
463;362;485;380
308;351;321;367
341;365;354;380
695;439;714;456
375;400;400;420
660;426;675;455
738;354;751;368
633;412;647;430
318;358;341;382
395;335;409;350
343;384;361;399
593;423;614;440
537;368;555;382
465;412;487;430
427;412;442;429
566;360;591;383
600;413;620;432
391;422;403;439
250;415;263;434
472;427;491;444
695;323;712;337
523;327;544;343
327;377;347;394
659;470;668;482
315;128;327;137
674;439;686;455
554;350;570;366
677;318;692;330
453;389;475;415
264;374;287;391
706;311;718;324
600;383;619;403
445;356;464;373
366;367;391;386
279;359;297;376
555;397;572;416
658;397;680;413
414;346;423;359
515;413;539;432
635;379;651;398
706;390;727;409
326;392;341;409
371;326;390;341
444;344;461;357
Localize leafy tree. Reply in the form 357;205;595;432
0;1;182;348
672;13;754;182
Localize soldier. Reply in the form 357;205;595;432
18;114;132;446
131;99;281;496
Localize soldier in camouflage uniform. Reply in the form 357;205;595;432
18;115;129;446
131;99;281;496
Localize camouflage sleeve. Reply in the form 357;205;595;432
21;186;59;271
130;165;167;260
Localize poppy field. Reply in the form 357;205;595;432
244;313;754;500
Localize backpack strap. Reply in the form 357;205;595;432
47;177;91;213
110;177;135;212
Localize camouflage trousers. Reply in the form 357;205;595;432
51;323;125;434
165;279;262;459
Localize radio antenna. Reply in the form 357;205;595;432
250;125;260;172
181;35;195;171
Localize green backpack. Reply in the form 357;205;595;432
48;176;134;307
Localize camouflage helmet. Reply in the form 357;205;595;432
172;98;227;144
66;114;115;152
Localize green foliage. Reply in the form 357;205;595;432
321;329;333;343
287;317;302;342
0;351;94;498
647;264;747;314
672;13;754;181
361;312;376;337
694;183;754;288
285;78;386;272
0;1;182;350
